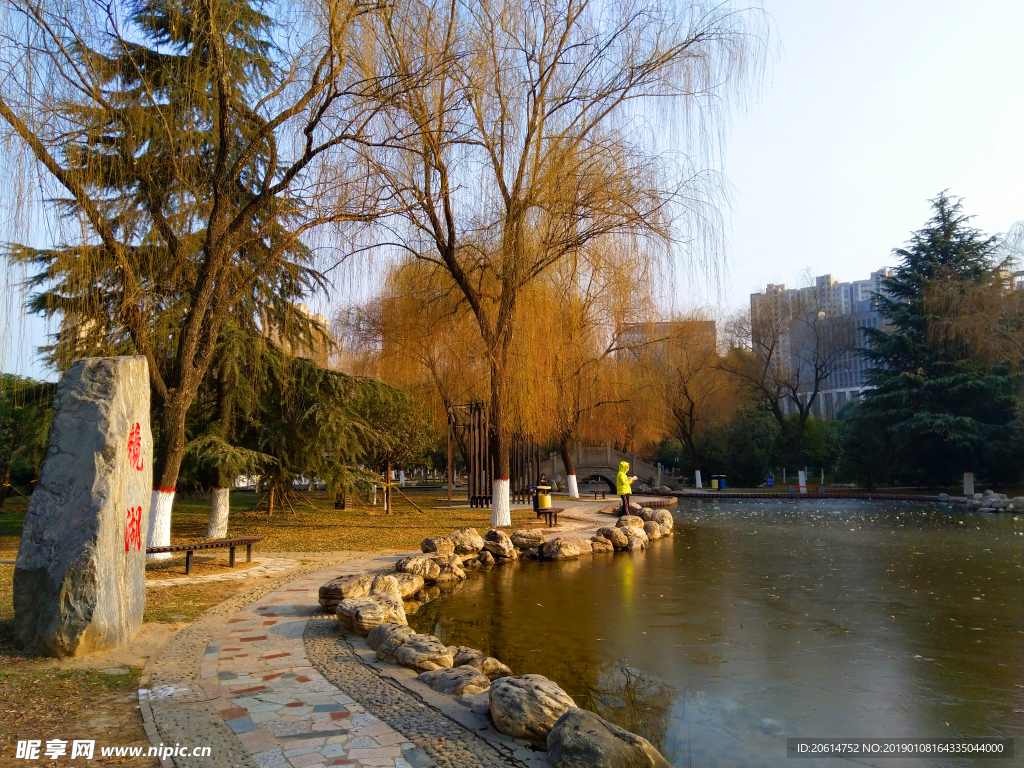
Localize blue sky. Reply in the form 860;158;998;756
3;0;1022;380
707;0;1023;310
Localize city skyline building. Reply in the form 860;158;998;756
750;268;894;417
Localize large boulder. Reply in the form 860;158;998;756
367;623;417;661
456;690;491;714
652;509;673;527
418;666;491;696
658;522;674;537
421;536;456;556
597;527;629;550
319;573;374;612
477;549;495;567
432;559;467;583
390;573;425;599
370;574;403;599
625;535;646;551
453;647;513;681
489;674;577;749
591;536;614;553
547;707;671;768
542;538;581;561
511;529;546;549
616;515;645;533
483;529;516;559
396;555;441;581
639;508;655;521
14;356;152;657
336;592;407;635
392;634;454;671
449;527;485;554
643;521;661;540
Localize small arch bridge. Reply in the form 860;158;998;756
540;447;660;493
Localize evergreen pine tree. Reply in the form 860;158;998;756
3;0;363;505
857;192;1023;485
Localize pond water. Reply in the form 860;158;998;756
408;500;1023;767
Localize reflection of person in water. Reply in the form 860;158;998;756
616;460;637;516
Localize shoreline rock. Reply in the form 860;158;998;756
489;674;577;749
547;707;671;767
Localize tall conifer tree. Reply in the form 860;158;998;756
857;192;1022;485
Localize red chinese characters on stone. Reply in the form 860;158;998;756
127;422;144;471
125;506;143;552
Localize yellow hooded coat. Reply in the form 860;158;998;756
616;461;633;496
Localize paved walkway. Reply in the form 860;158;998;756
141;554;522;768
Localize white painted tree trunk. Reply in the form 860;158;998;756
491;478;510;527
148;489;174;560
206;486;230;539
567;474;579;498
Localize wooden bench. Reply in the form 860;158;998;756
537;506;564;527
146;536;264;575
590;490;608;500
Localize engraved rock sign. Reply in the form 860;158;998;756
14;356;152;657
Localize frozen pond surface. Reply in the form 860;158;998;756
409;500;1023;767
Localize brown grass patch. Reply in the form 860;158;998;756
0;666;157;767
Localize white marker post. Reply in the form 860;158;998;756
695;470;702;489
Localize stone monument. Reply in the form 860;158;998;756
14;356;152;657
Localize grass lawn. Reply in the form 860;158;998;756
166;487;544;552
1;487;544;559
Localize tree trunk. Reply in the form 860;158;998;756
268;483;276;516
488;361;511;526
682;432;699;475
0;463;9;510
206;365;232;539
386;461;392;513
148;391;190;553
559;436;579;498
207;467;230;539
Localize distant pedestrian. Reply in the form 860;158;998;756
616;460;637;516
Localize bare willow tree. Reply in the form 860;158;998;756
355;0;767;523
657;315;730;473
722;286;856;467
337;257;491;469
537;238;673;496
1;0;403;549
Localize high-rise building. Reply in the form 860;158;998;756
749;269;893;416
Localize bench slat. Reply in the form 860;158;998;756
146;536;262;554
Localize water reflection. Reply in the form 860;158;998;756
408;501;1023;767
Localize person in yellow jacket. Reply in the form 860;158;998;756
616;460;638;516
